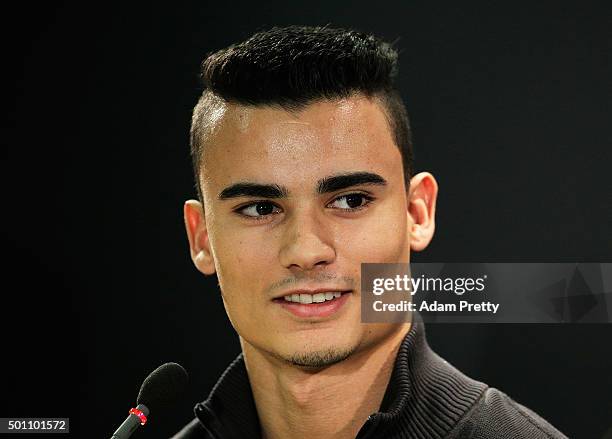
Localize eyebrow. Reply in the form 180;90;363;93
217;171;388;200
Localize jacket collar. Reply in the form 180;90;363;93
194;316;487;438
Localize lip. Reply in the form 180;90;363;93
273;290;352;319
273;288;350;300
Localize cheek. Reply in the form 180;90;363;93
335;207;409;263
213;231;274;296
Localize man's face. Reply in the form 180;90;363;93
188;95;427;367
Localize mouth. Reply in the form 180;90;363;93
272;290;352;319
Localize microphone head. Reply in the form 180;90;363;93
137;362;188;415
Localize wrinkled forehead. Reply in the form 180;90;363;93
198;96;402;200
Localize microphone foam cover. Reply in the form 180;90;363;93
137;362;188;415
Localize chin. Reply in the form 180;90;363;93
273;332;361;368
283;344;357;368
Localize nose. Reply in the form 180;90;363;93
278;207;336;271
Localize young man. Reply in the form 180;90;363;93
175;26;566;439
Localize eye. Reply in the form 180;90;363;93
234;193;374;220
328;193;374;210
236;201;282;219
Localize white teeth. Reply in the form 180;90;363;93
299;294;313;304
282;292;345;303
312;293;326;303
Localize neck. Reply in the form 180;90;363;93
241;324;411;439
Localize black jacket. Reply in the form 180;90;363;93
172;320;568;438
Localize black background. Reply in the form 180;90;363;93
3;1;611;438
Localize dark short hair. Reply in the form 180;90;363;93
190;25;413;202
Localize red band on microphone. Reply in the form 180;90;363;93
129;407;148;425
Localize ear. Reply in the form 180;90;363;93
184;200;216;275
407;172;438;252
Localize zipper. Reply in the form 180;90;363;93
355;414;382;439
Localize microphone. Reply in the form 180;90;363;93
110;362;188;439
